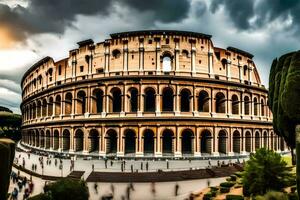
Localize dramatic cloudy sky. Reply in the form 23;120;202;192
0;0;299;114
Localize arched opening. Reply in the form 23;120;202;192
65;93;72;115
244;96;250;115
162;55;172;72
221;58;227;69
112;49;121;59
37;100;41;117
40;131;45;148
32;102;36;119
255;132;260;150
53;130;59;150
263;132;268;148
55;95;61;115
261;99;265;116
231;95;239;115
253;97;258;116
89;129;99;152
42;99;47;117
92;89;103;114
198;91;209;112
75;129;84;152
200;130;212;154
216;92;226;113
62;129;70;151
218;130;227;154
106;130;117;154
162;87;174;111
144;88;156;112
129;88;138;112
232;131;241;153
162;129;174;155
48;97;53;116
143;129;154;154
124;129;136;154
77;91;86;114
35;131;40;147
46;130;51;149
180;89;191;112
111;88;122;112
245;131;251;152
243;65;248;76
181;129;194;154
182;49;189;58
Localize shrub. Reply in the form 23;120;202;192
230;175;237;181
28;194;51;200
234;171;243;178
44;178;89;200
226;194;244;200
211;190;217;197
262;191;288;200
220;187;230;193
203;192;213;200
220;182;235;188
288;193;298;200
242;148;294;196
210;186;218;192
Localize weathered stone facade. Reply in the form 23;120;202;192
21;30;287;157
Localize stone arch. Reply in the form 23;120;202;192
200;130;212;154
62;129;70;151
253;97;258;116
42;98;47;117
128;87;138;112
75;129;84;152
124;129;136;154
231;94;239;115
244;96;250;115
162;87;174;111
106;129;118;154
245;131;252;152
263;131;268;148
255;131;260;150
218;130;227;154
45;130;51;149
162;129;174;155
112;49;121;59
37;100;42;117
144;87;156;112
92;89;103;114
32;102;36;119
232;130;241;153
77;90;86;114
111;87;122;112
48;97;53;116
53;129;59;150
65;92;73;115
55;95;61;115
161;51;173;72
215;92;226;113
180;88;191;112
89;129;99;152
181;129;194;154
261;99;265;116
198;90;209;112
143;129;154;154
40;130;45;148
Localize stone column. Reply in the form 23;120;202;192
117;127;124;157
155;126;162;157
174;38;180;73
136;126;143;157
226;59;231;81
248;63;253;85
123;41;128;74
175;126;181;157
194;127;201;157
155;88;161;116
120;85;125;117
191;46;196;76
208;42;214;78
155;37;161;75
104;43;110;76
139;38;144;73
213;128;219;156
175;84;180;116
239;64;243;83
138;84;143;117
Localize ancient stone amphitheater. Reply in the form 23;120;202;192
21;30;287;158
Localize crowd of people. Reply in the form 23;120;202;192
10;171;34;200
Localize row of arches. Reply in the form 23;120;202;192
23;87;269;121
23;128;286;156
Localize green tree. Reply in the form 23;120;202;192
44;178;89;200
268;51;300;195
242;148;293;196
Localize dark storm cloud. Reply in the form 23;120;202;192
117;0;191;23
0;0;192;42
210;0;300;32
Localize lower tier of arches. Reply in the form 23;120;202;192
22;123;288;157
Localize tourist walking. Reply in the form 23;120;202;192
146;162;149;171
151;182;156;196
175;183;179;196
11;187;18;200
94;182;98;194
110;183;115;196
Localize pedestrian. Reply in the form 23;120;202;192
130;182;134;191
92;164;94;172
110;160;113;167
11;187;18;200
141;162;143;170
29;181;34;193
175;183;179;196
146;162;149;171
121;163;124;172
105;158;108;169
207;179;211;187
23;188;30;200
167;160;169;169
94;182;98;194
110;183;115;195
126;185;131;200
151;182;156;196
131;164;133;173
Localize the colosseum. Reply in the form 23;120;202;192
20;30;288;158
